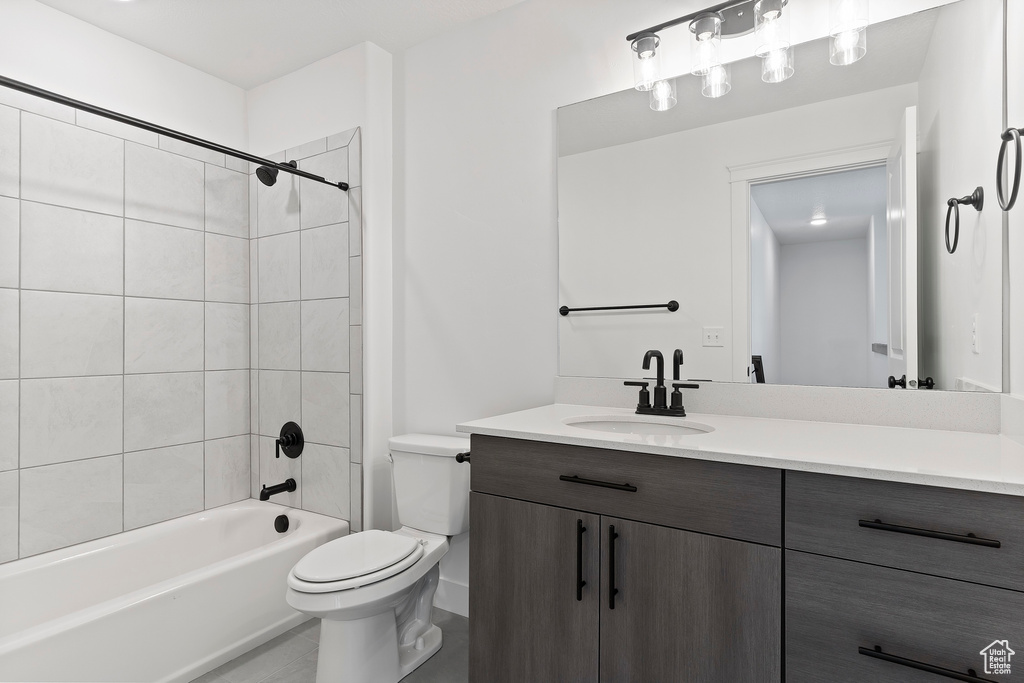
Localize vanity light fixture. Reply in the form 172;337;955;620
627;0;868;111
632;32;662;92
830;0;869;66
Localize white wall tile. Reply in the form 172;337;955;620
125;142;204;230
248;174;258;240
205;233;248;303
206;303;249;370
259;302;300;370
205;165;248;238
249;369;259;436
349;463;362;532
20;455;122;557
20;291;122;378
350;395;362;464
124;298;204;374
0;381;17;472
257;173;300;237
300;299;349;372
205;435;250;508
21;114;123;216
0;470;16;562
124;372;203;452
0;289;16;379
301;372;349;447
0;197;18;287
302;443;350;519
300;223;349;300
349;187;362;257
250;303;259;366
20;376;122;468
348;130;361;188
124;443;204;530
349;257;362;325
0;90;74;123
257;370;300;437
0;105;18;198
299;149;349;229
75;110;158;147
258;436;300;507
158;136;224;166
287;138;326;161
327;128;356;151
225;155;249;174
250;435;260;499
350;325;362;395
206;370;249;440
257;232;300;302
125;219;204;300
20;202;123;295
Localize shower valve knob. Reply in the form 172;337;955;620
275;422;304;459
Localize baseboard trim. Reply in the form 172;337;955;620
434;577;469;618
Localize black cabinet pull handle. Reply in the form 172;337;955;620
608;525;619;609
559;475;637;493
859;519;1000;548
859;646;995;682
887;375;906;389
575;519;587;601
997;127;1022;211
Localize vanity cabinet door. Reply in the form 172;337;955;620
469;492;600;683
599;517;782;683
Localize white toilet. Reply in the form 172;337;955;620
286;434;471;683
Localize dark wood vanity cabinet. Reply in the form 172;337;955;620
468;436;782;683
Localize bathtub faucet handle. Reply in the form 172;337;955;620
275;422;304;459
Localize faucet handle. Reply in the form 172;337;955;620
624;381;651;410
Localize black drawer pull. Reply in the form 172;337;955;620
859;519;1001;548
859;646;995;682
608;524;619;610
575;519;587;602
559;475;637;493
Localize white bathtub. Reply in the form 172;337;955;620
0;500;347;682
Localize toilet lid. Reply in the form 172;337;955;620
292;530;421;583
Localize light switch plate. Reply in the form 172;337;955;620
702;326;724;347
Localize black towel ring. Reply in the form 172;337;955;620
945;187;984;254
997;127;1022;211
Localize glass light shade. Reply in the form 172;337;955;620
831;28;866;65
830;0;868;65
702;64;731;98
689;13;722;76
649;79;677;112
632;33;662;92
761;47;793;83
754;0;790;57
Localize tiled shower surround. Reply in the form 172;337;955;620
0;90;362;563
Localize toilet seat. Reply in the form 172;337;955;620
289;530;426;593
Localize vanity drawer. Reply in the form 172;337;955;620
786;471;1024;591
469;435;781;546
787;551;1024;682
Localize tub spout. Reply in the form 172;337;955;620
260;478;297;501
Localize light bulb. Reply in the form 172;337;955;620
762;48;793;83
702;64;731;98
689;13;722;76
649;79;677;112
831;27;866;65
632;33;662;92
830;0;868;65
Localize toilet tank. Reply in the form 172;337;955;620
389;434;471;536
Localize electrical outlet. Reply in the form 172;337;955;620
702;326;724;347
972;314;980;354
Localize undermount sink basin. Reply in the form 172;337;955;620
564;416;714;437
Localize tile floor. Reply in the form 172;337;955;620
191;608;468;683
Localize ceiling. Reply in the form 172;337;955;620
558;8;937;157
750;165;888;245
36;0;527;89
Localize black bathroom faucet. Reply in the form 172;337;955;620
625;349;696;417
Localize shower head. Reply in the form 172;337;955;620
256;160;297;187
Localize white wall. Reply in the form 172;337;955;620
779;238;871;387
556;84;916;380
916;0;1003;391
0;0;246;147
750;200;782;384
867;215;890;385
1008;0;1024;397
247;43;395;531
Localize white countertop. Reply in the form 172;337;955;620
456;404;1024;496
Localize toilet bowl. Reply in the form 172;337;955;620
286;434;470;683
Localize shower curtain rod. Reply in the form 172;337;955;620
0;74;349;192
